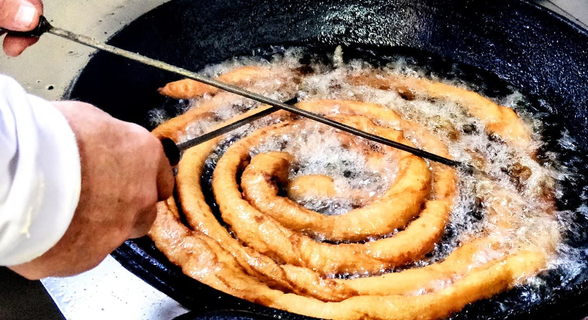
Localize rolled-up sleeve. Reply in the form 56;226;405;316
0;75;81;266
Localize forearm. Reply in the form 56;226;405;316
0;0;173;280
0;74;81;266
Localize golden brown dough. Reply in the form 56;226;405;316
149;62;559;320
349;74;531;150
158;66;268;99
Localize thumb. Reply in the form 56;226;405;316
0;0;43;31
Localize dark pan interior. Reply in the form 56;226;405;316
65;0;588;319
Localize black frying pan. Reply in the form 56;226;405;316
65;0;588;319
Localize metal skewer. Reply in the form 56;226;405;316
176;106;282;151
7;16;471;172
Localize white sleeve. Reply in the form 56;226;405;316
0;74;81;266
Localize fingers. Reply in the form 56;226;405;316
125;124;175;201
0;0;43;56
128;139;175;238
3;34;38;56
129;140;175;239
156;142;175;201
0;0;43;31
129;206;158;239
128;140;173;239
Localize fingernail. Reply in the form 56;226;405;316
14;3;37;30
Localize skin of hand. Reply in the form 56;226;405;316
9;101;175;279
0;0;43;56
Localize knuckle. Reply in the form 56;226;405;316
132;125;160;149
135;187;158;212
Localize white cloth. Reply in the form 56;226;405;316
0;75;80;266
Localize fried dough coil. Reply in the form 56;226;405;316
149;61;560;320
348;74;531;150
158;66;270;99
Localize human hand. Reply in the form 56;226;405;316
0;0;43;56
10;101;175;279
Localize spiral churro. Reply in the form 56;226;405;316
149;50;560;320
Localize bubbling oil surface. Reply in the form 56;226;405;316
151;46;588;316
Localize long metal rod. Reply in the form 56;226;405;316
42;20;464;169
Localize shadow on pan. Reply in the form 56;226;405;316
65;0;588;319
